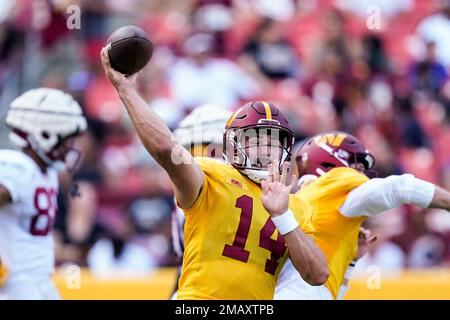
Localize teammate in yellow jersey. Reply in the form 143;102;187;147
100;48;328;299
275;131;450;300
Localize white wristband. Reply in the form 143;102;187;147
271;208;299;235
344;262;356;281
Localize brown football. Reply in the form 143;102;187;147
106;25;153;75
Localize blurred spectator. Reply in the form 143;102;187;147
393;96;428;148
354;211;407;275
408;234;446;268
167;32;260;111
361;34;390;75
249;0;297;21
138;47;184;130
54;120;109;267
193;0;234;33
416;0;450;67
408;41;448;96
354;241;406;275
84;70;124;123
192;0;234;54
304;10;353;117
87;197;173;277
239;18;300;82
0;0;14;24
334;0;414;18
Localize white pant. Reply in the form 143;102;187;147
274;279;333;300
0;273;60;300
275;259;333;300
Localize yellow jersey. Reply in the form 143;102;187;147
296;167;369;299
0;257;7;288
177;157;315;300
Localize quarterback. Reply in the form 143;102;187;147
170;104;232;299
275;131;450;300
0;88;87;299
101;48;328;299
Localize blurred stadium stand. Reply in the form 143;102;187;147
52;268;450;299
1;0;450;298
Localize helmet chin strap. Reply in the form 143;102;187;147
223;151;268;184
239;151;271;184
240;168;268;184
27;135;67;172
315;167;327;176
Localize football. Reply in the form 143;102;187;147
105;25;153;75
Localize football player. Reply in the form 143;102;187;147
275;131;450;300
101;48;328;299
170;104;232;299
0;88;87;299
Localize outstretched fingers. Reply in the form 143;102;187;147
100;47;116;81
288;174;297;190
271;159;280;182
267;164;274;183
280;161;289;185
100;47;111;69
261;180;269;195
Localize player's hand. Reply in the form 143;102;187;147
354;227;377;261
261;160;297;217
100;47;138;91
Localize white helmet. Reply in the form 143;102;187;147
173;104;231;149
6;87;87;169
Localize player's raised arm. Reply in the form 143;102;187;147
100;48;204;209
428;185;450;210
261;160;329;286
339;173;450;217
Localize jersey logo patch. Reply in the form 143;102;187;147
225;177;248;190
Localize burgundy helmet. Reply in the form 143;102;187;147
223;101;294;183
295;131;375;178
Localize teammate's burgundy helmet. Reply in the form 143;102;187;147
223;101;294;183
295;131;375;178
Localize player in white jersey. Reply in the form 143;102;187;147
0;88;87;300
274;131;450;300
170;104;231;299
